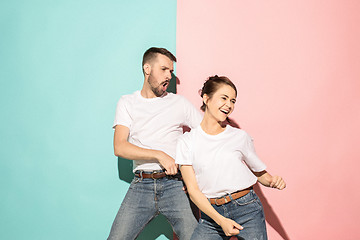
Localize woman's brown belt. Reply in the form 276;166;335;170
209;187;252;206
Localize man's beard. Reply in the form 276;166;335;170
150;84;164;97
148;76;168;97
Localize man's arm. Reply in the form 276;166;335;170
114;125;178;175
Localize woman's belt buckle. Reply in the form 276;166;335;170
214;196;229;205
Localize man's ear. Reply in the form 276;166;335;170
143;63;151;75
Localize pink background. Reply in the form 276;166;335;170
176;0;360;239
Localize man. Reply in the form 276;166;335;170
108;47;202;240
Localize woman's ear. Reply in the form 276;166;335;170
203;94;209;106
143;63;151;75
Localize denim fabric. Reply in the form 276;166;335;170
191;190;267;240
108;174;198;240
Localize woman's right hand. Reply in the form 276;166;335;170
219;217;243;236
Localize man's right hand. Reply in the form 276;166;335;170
155;151;178;175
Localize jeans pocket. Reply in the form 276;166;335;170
254;196;264;210
131;177;142;184
233;191;257;206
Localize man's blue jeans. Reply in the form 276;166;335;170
191;190;267;240
107;174;198;240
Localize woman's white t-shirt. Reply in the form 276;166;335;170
175;125;266;198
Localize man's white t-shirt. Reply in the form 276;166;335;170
175;125;267;198
113;91;202;172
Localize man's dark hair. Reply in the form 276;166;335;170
142;47;177;68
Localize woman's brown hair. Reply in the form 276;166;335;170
199;75;237;112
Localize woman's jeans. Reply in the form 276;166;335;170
191;190;267;240
107;174;198;240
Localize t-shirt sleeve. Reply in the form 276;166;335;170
113;96;132;129
175;135;193;165
182;97;202;129
242;133;267;172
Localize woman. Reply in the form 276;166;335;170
176;75;286;239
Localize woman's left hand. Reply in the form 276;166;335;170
270;175;286;190
254;171;286;190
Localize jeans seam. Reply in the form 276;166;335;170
233;198;257;206
134;214;159;239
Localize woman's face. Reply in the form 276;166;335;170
203;84;237;122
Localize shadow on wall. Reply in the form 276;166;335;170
253;183;290;240
115;73;178;240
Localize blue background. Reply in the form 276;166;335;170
0;0;177;239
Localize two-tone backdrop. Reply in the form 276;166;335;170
1;0;359;239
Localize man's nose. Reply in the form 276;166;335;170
166;71;171;80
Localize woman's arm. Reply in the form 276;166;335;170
180;165;243;236
253;170;286;190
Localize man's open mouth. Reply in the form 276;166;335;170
162;82;169;91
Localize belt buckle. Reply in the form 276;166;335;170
215;196;229;206
151;170;160;179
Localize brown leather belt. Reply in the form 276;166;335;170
209;188;252;206
134;171;167;179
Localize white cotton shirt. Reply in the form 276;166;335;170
113;91;202;172
175;125;266;198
